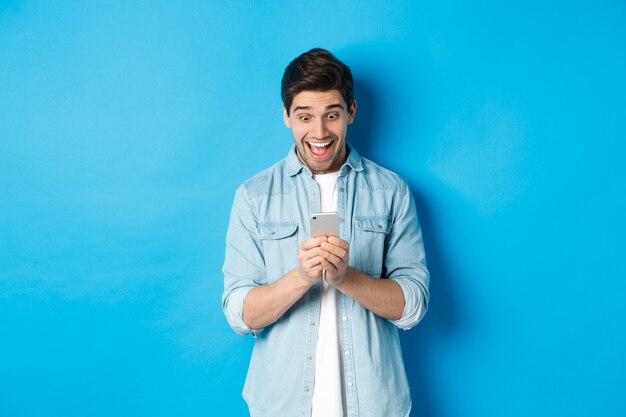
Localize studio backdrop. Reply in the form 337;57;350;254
1;1;625;416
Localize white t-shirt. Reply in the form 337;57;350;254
311;171;346;417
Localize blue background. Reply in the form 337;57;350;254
1;1;625;416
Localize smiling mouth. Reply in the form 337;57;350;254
306;140;333;158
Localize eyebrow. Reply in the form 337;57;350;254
292;103;345;113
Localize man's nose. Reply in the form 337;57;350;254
311;119;329;139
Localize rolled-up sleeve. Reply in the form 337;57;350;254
386;182;430;330
222;184;265;336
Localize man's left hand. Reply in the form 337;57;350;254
318;237;350;286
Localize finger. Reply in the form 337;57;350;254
319;257;335;271
319;259;340;280
327;237;349;250
299;237;328;251
318;250;344;268
299;247;327;265
301;254;324;270
307;265;324;277
321;241;348;259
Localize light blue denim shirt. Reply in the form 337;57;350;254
222;144;429;417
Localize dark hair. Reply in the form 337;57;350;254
281;48;354;115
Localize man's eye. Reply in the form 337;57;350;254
300;115;311;122
327;113;339;119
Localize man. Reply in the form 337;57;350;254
222;48;429;417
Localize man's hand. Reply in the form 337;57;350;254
298;237;329;283
298;236;350;286
318;237;350;286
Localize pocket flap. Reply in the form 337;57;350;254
258;222;299;240
353;215;391;233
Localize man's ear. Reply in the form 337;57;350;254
282;105;291;128
347;99;357;125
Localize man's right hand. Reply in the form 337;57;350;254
297;237;329;283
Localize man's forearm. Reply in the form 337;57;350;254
242;268;314;330
333;267;405;321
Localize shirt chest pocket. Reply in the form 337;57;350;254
351;215;391;277
258;221;299;282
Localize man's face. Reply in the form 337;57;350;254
283;90;356;174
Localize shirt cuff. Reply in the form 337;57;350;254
389;278;426;330
224;286;264;337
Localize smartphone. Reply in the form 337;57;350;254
310;212;340;238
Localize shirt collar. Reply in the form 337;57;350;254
285;143;363;177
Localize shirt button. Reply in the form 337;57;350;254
310;321;316;326
344;350;351;356
347;382;353;388
339;187;345;192
342;316;348;321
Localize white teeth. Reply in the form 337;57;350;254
309;141;331;147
